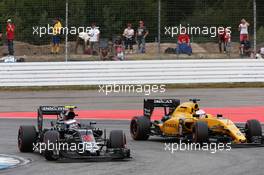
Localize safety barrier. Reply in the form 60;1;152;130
0;59;264;86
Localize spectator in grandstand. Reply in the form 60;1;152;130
239;38;251;57
88;22;100;55
51;18;62;54
0;23;2;46
75;32;90;54
256;47;264;59
176;28;192;55
224;27;232;55
136;20;149;53
218;28;227;53
123;23;134;54
261;47;264;58
99;40;119;61
114;36;125;60
6;19;15;55
238;18;250;42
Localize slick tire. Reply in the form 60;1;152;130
245;119;262;143
130;116;151;140
108;130;126;148
43;131;60;161
193;121;208;143
18;125;37;152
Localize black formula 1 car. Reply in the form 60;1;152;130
18;106;130;161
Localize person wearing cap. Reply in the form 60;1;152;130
51;18;62;54
136;20;149;53
6;19;15;55
88;22;100;55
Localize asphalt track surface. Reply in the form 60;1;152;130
0;88;264;175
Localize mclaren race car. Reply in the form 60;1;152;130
130;99;264;145
18;106;130;161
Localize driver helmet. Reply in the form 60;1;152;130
64;108;76;120
195;109;206;118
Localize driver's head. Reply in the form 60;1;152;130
64;108;76;120
195;109;206;117
66;111;75;120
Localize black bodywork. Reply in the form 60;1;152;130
143;99;180;118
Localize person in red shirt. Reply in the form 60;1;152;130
178;33;190;45
218;29;226;53
176;28;192;55
0;24;2;46
6;19;15;55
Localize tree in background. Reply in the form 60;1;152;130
0;0;262;45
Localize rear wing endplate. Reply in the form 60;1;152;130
37;106;65;132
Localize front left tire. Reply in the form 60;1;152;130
18;125;37;152
108;130;126;148
192;121;208;143
245;119;262;143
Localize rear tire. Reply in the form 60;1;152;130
192;121;208;143
108;130;126;148
130;116;151;140
245;119;262;143
18;125;37;152
43;131;60;161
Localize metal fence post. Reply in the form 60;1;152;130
253;0;256;53
158;0;161;55
65;0;69;62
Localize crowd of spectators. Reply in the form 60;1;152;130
75;20;149;61
0;17;264;60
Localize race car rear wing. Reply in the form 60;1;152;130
37;106;65;132
143;99;180;118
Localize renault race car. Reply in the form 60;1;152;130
18;106;130;161
130;99;264;145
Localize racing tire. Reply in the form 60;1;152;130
18;125;37;152
108;130;126;148
130;116;151;140
192;121;208;143
245;119;262;143
43;131;60;161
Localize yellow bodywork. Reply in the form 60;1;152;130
156;101;247;143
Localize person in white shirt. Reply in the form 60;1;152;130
256;47;264;59
224;27;232;55
238;18;250;42
260;47;264;55
75;32;90;54
88;23;100;55
123;23;134;54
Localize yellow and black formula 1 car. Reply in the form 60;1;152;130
130;99;264;145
